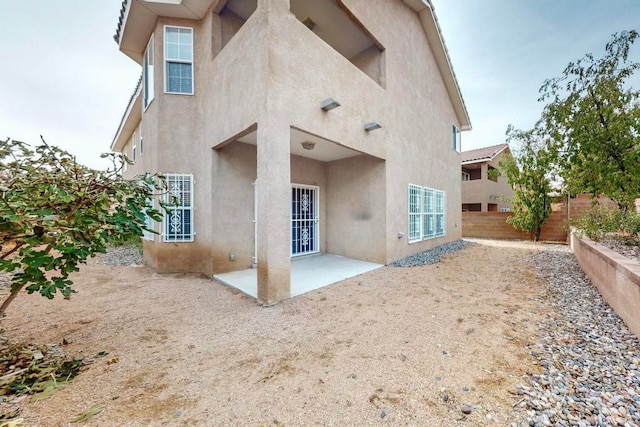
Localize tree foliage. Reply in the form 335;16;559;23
500;126;553;241
539;30;640;210
0;137;165;317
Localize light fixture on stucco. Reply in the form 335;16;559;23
301;141;316;150
321;98;341;111
364;121;382;131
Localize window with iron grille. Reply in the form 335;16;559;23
408;184;446;243
164;26;193;95
163;174;194;242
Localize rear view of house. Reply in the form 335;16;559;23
110;0;471;304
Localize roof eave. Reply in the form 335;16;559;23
115;0;217;64
111;82;142;152
403;0;472;131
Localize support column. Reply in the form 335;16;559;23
256;119;291;305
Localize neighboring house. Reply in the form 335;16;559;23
461;143;513;212
110;0;471;304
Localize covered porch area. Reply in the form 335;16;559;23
214;253;382;298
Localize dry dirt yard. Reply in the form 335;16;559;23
1;240;559;426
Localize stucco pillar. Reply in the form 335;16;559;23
256;119;291;305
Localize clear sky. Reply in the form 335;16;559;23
0;1;638;169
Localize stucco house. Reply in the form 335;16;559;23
110;0;471;304
461;143;513;212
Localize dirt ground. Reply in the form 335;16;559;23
1;240;558;426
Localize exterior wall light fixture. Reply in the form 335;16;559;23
364;121;382;131
301;141;316;150
321;98;341;111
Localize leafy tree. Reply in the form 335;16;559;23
539;30;640;210
0;137;165;317
500;126;554;241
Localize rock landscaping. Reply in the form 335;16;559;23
511;249;640;427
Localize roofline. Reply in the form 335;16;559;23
111;75;142;152
403;0;471;131
461;144;510;165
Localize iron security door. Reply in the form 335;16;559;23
291;185;319;256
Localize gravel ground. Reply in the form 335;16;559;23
511;250;640;427
96;244;144;266
601;239;640;264
390;240;475;267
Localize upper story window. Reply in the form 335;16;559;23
452;125;461;152
164;26;194;95
143;35;154;109
139;124;144;157
131;132;137;162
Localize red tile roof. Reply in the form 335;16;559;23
461;143;509;164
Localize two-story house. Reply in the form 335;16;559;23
461;143;513;212
110;0;471;305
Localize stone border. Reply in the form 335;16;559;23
570;232;640;338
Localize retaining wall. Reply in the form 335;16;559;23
571;233;640;339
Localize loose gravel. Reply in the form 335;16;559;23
511;250;640;427
390;239;475;267
96;244;143;266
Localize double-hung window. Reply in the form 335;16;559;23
408;184;446;243
143;35;154;108
164;26;193;94
163;174;194;242
452;125;461;152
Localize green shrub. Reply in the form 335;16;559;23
571;206;640;245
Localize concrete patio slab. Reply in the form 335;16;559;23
213;254;383;298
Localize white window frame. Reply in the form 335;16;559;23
452;124;461;152
131;132;137;163
139;124;144;157
461;171;470;181
143;35;154;109
163;173;194;242
408;184;422;243
408;184;446;243
164;26;194;95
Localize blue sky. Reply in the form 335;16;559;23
0;1;638;169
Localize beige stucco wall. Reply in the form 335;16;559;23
116;0;468;299
326;155;386;263
462;151;513;212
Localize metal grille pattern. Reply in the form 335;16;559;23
292;186;318;256
164;174;193;242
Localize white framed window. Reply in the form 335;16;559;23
143;35;154;109
130;132;137;163
164;26;193;95
462;171;470;181
139;124;144;157
452;125;461;152
408;184;446;243
163;174;194;242
142;197;155;241
408;184;422;242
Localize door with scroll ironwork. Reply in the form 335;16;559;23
291;185;319;256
